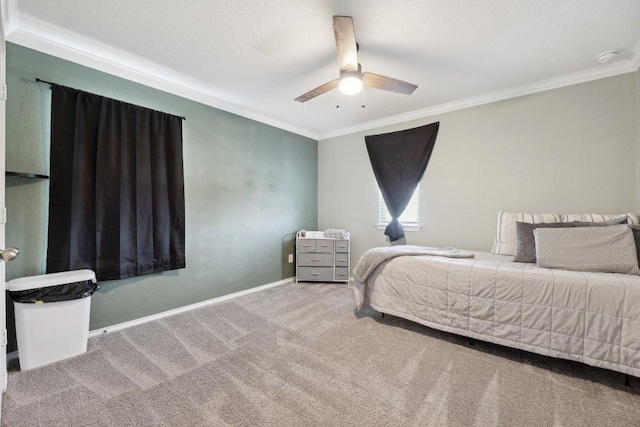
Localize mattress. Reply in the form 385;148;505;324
356;251;640;376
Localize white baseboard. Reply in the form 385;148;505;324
88;277;294;338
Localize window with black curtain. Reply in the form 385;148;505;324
46;84;186;281
366;122;439;242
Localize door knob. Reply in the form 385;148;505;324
0;247;19;262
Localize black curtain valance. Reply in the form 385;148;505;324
365;122;440;242
46;84;186;281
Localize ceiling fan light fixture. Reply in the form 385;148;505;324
339;71;363;95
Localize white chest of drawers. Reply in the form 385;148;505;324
295;231;350;283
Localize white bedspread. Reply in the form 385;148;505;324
353;245;474;283
355;251;640;376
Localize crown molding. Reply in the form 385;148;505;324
319;50;640;140
7;12;320;140
5;10;640;142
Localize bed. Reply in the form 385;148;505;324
354;250;640;378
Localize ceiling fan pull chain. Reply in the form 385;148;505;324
361;87;366;108
336;88;340;108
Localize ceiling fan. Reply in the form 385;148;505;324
295;16;418;103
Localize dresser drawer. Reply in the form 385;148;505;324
298;253;333;267
297;267;334;282
297;239;315;252
335;239;349;253
335;254;349;267
335;267;349;281
315;240;334;253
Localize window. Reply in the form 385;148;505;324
377;184;420;229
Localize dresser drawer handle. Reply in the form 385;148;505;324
311;258;320;262
302;244;312;247
311;273;319;276
337;258;346;262
337;273;346;276
337;245;347;248
320;244;329;248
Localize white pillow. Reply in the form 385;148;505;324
560;213;640;225
490;211;561;256
534;225;639;275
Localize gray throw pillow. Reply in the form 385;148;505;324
534;225;639;275
629;225;640;266
514;222;572;263
513;217;628;263
571;217;629;227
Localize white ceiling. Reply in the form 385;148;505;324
6;0;640;139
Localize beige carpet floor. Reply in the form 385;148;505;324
2;281;640;426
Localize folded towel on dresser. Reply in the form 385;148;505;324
324;229;349;239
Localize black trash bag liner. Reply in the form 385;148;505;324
8;280;100;304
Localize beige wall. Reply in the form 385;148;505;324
319;73;638;264
637;69;640;212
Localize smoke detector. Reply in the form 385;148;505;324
595;51;618;64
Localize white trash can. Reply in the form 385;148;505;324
7;270;98;370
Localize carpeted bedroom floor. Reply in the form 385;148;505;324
2;281;640;426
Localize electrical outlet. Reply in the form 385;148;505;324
288;254;293;263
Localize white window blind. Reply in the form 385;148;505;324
378;184;420;225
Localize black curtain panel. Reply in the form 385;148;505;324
365;122;440;242
46;84;186;281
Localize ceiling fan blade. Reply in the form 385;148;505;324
295;79;340;102
362;72;418;95
333;16;358;72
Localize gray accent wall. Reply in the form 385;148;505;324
5;43;318;351
319;73;638;264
